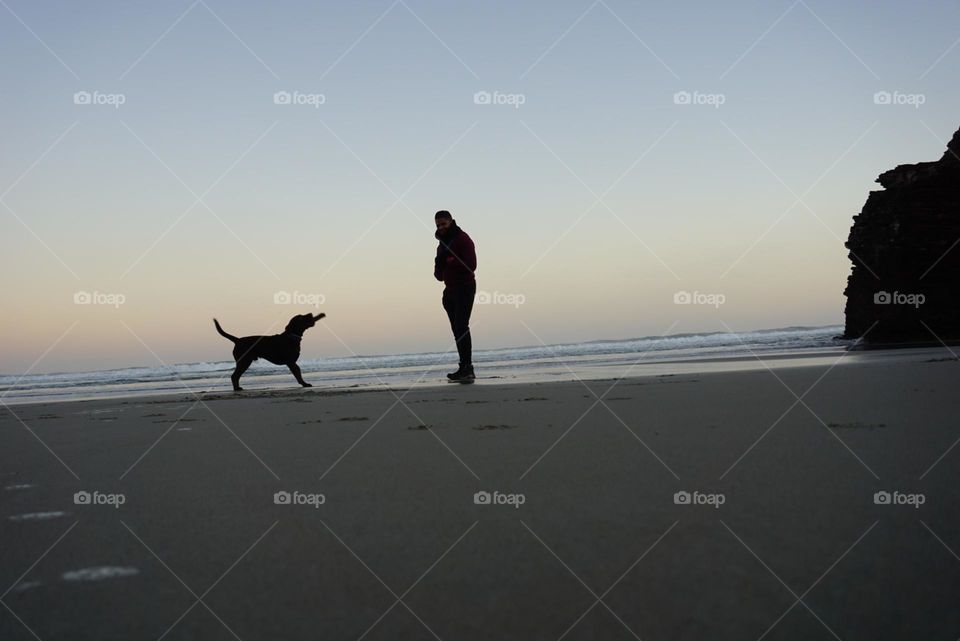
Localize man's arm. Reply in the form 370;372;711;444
434;247;445;281
450;234;477;272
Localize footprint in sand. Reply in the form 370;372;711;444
828;422;886;430
62;567;139;582
472;424;518;431
12;580;42;592
8;511;68;522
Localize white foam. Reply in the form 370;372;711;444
8;511;67;521
4;483;36;490
62;566;139;582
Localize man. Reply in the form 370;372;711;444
433;210;477;382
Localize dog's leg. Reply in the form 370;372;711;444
232;357;253;391
288;363;312;387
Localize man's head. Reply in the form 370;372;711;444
435;210;453;234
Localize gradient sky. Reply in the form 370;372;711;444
1;0;958;374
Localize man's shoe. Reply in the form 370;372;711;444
449;367;475;383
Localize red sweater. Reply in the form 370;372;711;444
434;229;477;288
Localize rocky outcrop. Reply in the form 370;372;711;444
843;126;960;344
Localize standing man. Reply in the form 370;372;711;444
434;210;477;382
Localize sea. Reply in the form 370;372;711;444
0;325;853;405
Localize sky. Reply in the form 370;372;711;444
1;0;958;374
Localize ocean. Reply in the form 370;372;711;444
0;325;850;405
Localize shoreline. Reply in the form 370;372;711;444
0;325;850;406
2;344;953;409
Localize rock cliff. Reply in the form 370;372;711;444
843;126;960;344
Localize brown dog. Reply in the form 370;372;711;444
214;313;325;391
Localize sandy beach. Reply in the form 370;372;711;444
2;348;959;640
5;0;960;636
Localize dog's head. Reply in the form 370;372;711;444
285;312;326;335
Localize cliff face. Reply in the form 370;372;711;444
843;126;960;344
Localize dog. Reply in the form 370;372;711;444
213;313;325;391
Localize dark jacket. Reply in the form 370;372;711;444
434;224;477;288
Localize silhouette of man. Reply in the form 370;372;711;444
433;210;477;382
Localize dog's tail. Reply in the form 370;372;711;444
213;318;239;343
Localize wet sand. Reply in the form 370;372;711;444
1;349;959;640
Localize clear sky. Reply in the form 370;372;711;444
1;0;958;374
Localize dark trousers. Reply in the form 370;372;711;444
442;282;476;368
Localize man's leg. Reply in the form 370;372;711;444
452;283;476;370
443;287;458;339
443;288;462;377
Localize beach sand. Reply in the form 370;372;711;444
1;351;959;640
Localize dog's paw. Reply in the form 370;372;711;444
302;383;313;388
233;387;244;392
